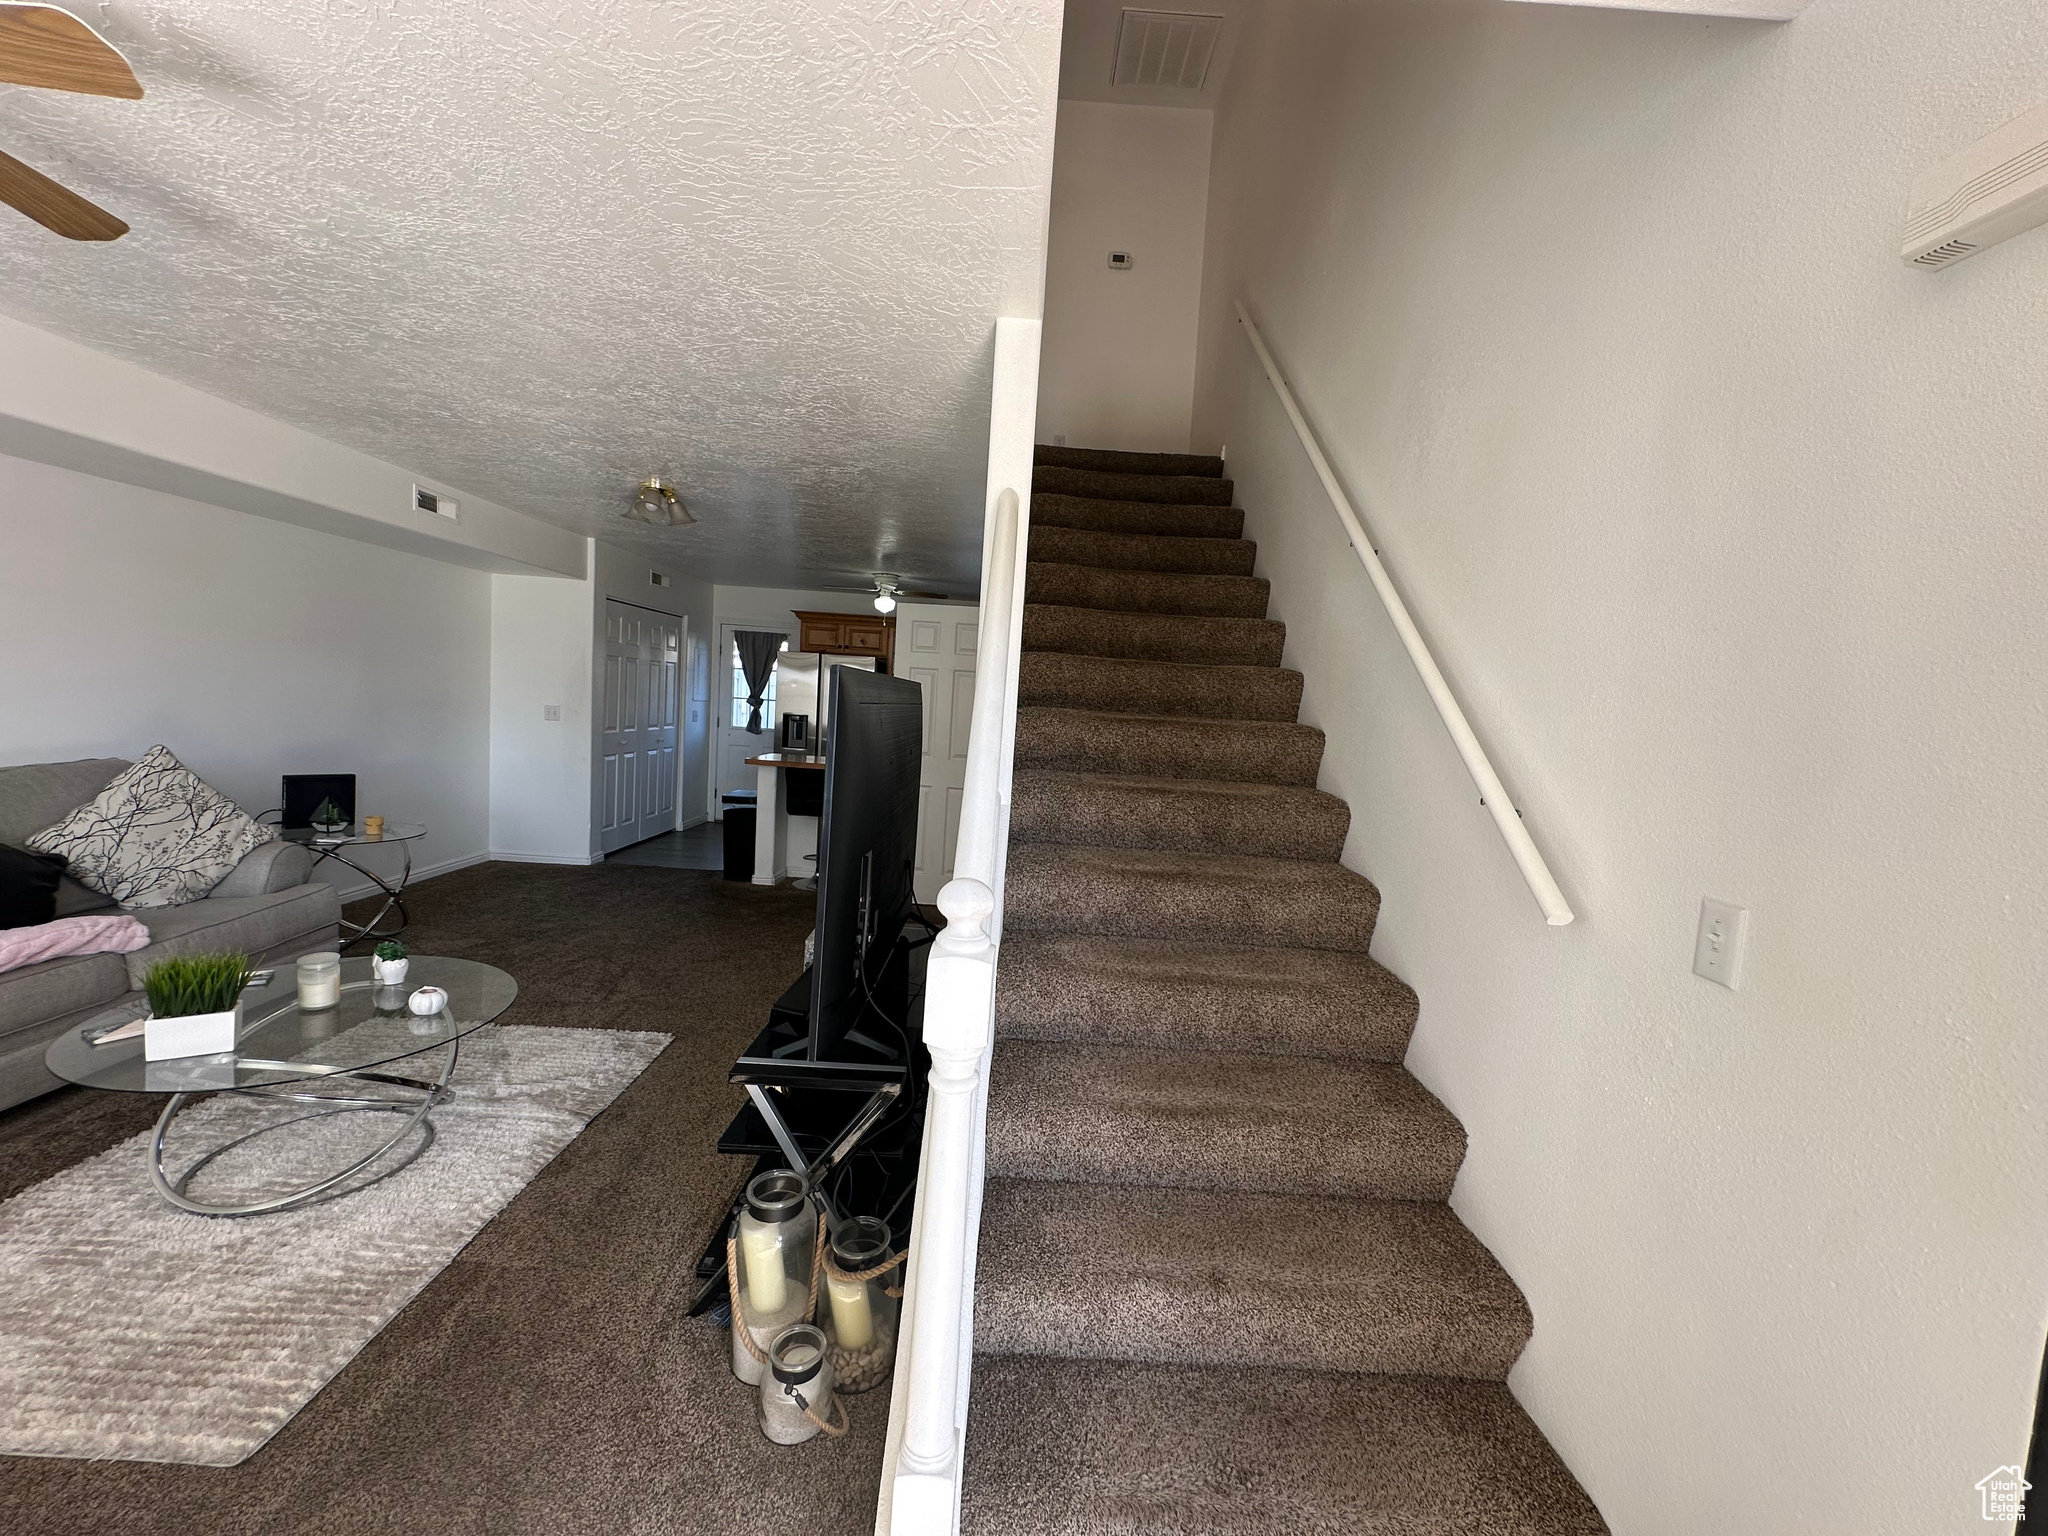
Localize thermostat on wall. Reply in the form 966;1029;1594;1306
1902;99;2048;269
1108;251;1133;270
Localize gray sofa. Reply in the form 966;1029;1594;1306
0;758;342;1113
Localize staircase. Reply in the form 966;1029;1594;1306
956;446;1607;1534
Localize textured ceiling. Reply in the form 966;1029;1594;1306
0;0;1062;590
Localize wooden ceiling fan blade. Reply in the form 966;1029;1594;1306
0;148;126;239
0;3;142;97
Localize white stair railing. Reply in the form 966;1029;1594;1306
1236;300;1576;926
878;317;1038;1536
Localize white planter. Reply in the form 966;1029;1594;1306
407;986;449;1017
372;956;410;986
144;1001;242;1061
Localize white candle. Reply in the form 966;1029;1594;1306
740;1223;787;1314
826;1270;874;1349
297;954;340;1010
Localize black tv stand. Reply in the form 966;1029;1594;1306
687;929;928;1315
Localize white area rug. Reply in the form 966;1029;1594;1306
0;1024;668;1466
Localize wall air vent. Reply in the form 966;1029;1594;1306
1112;9;1223;92
1901;99;2048;270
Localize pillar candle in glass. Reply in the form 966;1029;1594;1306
822;1215;899;1392
730;1169;816;1385
296;952;341;1010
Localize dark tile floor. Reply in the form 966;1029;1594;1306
604;820;727;872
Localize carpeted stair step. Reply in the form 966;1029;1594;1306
984;1040;1463;1200
1024;561;1270;619
1004;843;1380;951
995;931;1417;1061
1024;604;1285;668
961;1359;1610;1536
1033;465;1234;506
1029;524;1256;577
1014;706;1326;786
1018;652;1303;722
973;1179;1530;1378
1010;769;1349;861
1031;492;1243;541
1034;444;1225;478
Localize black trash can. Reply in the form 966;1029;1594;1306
721;791;757;883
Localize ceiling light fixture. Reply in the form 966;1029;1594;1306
872;574;899;614
625;477;694;526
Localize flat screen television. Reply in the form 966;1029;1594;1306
806;667;923;1060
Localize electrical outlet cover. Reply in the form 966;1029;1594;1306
1693;898;1749;990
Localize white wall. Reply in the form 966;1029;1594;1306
1036;101;1213;453
1191;4;2047;1533
0;454;492;899
489;567;595;864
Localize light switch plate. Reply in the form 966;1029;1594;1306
1693;898;1749;990
543;704;562;722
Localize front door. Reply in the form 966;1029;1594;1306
599;599;681;853
895;602;981;904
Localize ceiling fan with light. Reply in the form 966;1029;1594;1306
0;2;142;241
819;572;953;613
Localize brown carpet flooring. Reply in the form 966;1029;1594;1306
0;861;888;1536
962;445;1608;1534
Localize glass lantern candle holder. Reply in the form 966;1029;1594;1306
759;1324;839;1445
729;1169;817;1386
821;1215;901;1393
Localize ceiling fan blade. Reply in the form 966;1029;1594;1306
901;590;952;600
817;583;877;593
0;148;127;240
0;3;142;97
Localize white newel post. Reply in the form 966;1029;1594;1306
891;877;996;1531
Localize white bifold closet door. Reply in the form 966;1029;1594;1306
598;599;682;854
894;602;981;905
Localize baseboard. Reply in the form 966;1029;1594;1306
486;850;602;866
321;850;492;904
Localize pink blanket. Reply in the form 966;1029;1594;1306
0;914;151;974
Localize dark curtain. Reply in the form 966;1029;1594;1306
734;631;787;734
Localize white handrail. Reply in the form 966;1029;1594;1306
879;316;1040;1536
882;491;1023;1535
1235;301;1575;926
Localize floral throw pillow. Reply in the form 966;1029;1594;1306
26;746;277;910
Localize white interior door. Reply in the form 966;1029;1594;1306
896;603;980;904
599;599;681;853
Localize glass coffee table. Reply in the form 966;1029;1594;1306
47;955;516;1217
277;822;427;944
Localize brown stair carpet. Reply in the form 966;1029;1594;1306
1032;464;1235;506
1029;523;1257;576
1024;602;1286;667
1034;491;1245;541
1010;768;1350;860
995;931;1418;1060
1019;651;1304;721
1024;560;1272;618
963;445;1608;1536
1011;707;1328;785
1034;444;1224;477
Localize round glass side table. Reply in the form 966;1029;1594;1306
277;822;426;944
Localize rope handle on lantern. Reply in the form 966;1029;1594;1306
822;1246;908;1286
792;1386;849;1438
805;1217;826;1322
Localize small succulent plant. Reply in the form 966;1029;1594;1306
373;940;408;962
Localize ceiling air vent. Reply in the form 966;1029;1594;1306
1113;9;1223;92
